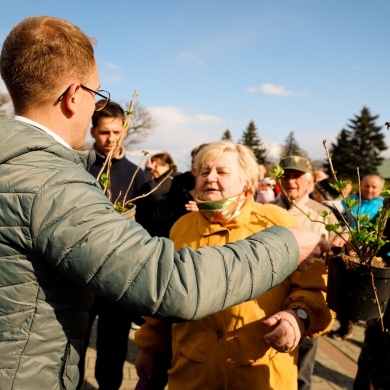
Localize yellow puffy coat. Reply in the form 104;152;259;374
135;200;333;390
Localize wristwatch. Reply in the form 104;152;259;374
290;306;310;331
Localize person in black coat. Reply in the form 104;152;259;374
353;201;390;390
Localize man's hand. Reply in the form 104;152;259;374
263;310;303;353
288;226;331;271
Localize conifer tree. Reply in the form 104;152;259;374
221;129;233;140
239;120;267;164
322;129;354;179
280;131;308;158
323;107;387;178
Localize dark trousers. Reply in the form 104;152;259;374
298;337;318;390
353;321;390;390
149;349;172;390
77;295;143;390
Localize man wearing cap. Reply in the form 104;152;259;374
275;155;338;390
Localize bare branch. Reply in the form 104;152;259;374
123;101;157;147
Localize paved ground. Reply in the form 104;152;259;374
79;319;365;390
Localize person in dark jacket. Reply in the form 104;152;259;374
144;151;180;237
77;101;151;390
0;15;329;389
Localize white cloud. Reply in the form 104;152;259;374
178;30;254;68
99;60;122;70
179;52;204;67
246;83;309;96
98;60;125;84
126;106;228;171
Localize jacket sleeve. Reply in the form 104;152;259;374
134;317;172;354
283;259;334;337
31;170;300;321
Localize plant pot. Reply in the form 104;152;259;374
370;365;390;390
326;254;390;321
121;204;136;221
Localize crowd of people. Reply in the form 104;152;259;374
0;14;389;390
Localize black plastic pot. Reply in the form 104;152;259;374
370;365;390;390
327;255;390;321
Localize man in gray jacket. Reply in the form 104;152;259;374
0;16;329;390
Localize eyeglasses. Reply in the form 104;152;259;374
57;84;111;112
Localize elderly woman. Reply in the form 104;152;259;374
135;140;333;389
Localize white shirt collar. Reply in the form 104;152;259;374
14;115;72;149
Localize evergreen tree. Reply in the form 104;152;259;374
322;129;355;179
323;107;387;179
280;131;308;158
239;120;267;164
221;129;233;140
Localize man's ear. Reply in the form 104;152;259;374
62;83;80;115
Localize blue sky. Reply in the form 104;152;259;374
1;1;390;171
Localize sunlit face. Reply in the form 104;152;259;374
91;117;126;157
280;169;312;201
361;177;383;200
196;151;248;201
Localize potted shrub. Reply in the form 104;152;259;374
272;140;390;332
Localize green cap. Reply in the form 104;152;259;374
279;155;312;173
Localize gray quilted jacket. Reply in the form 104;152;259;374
0;118;299;389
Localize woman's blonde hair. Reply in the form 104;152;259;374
194;140;260;192
0;16;96;113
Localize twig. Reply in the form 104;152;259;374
96;90;138;197
122;168;175;206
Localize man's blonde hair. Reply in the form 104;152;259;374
0;16;96;113
194;140;260;192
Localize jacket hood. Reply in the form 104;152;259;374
0;117;95;169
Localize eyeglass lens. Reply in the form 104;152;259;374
94;92;110;112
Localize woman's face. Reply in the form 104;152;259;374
152;160;170;179
196;151;248;201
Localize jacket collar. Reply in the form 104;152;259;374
93;144;126;160
0;118;95;170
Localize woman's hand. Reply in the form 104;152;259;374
145;156;155;170
185;200;199;212
134;350;153;379
262;310;303;353
331;232;349;247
